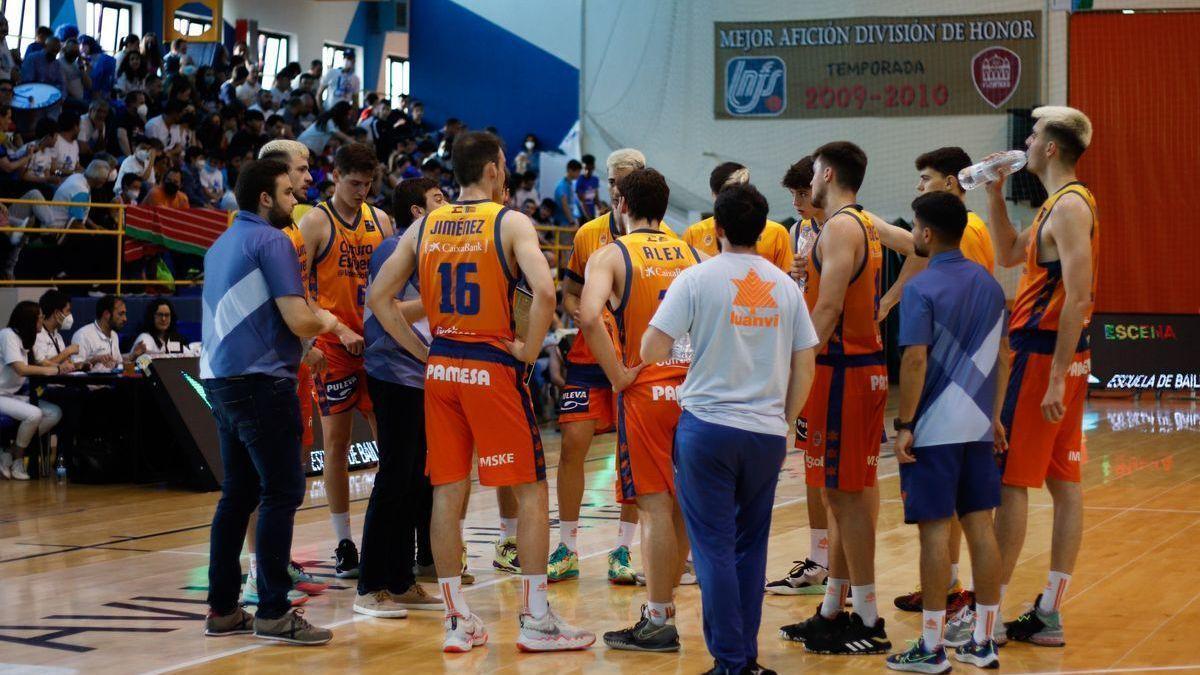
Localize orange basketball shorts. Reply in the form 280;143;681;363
312;337;374;417
557;362;615;432
801;355;887;492
616;376;685;505
424;339;545;487
1000;333;1089;488
296;361;315;448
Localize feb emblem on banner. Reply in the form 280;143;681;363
715;11;1041;119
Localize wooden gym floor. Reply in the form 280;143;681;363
1;396;1198;674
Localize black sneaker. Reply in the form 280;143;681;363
779;605;848;643
602;605;680;652
334;539;360;579
1004;594;1065;647
803;612;891;655
699;660;778;674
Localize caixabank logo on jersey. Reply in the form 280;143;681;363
725;56;786;116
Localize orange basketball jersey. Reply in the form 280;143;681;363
805;205;884;357
310;200;386;334
418;199;517;350
1010;182;1099;334
610;229;700;383
283;223;310;292
683;217;792;271
564;212;674;365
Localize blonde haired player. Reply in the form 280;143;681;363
683;162;792;271
547;148;666;584
947;106;1097;652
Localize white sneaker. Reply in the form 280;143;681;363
517;606;596;652
443;612;488;653
353;590;409;619
679;561;698;586
10;460;29;481
0;452;12;479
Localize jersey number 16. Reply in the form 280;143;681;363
437;262;480;315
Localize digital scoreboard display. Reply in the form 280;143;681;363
1089;314;1200;390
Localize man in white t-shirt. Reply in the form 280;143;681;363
318;51;360;110
71;295;142;369
642;183;818;675
144;100;190;159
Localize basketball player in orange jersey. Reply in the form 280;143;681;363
579;168;700;652
779;142;891;655
879;146;994;616
297;142;393;576
368;131;595;653
972;106;1097;648
683;162;792;270
551;148;657;585
765;156;832;597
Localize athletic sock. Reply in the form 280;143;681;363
500;517;519;540
821;578;849;619
1039;571;1071;613
439;576;469;617
615;520;636;549
950;563;960;589
810;529;829;568
522;574;549;618
975;603;999;644
852;583;879;626
559;520;579;552
998;584;1008;625
331;512;352;543
247;553;257;580
646;601;673;627
922;609;945;649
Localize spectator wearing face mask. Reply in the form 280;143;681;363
112;91;147;157
78;99;109;158
116;173;143;205
34;290;79;366
57;38;92;111
145;99;191;160
21;36;66;100
0;301;68;481
147;165;189;209
318;51;360;110
514;133;540;175
20;118;63;193
115;137;160;192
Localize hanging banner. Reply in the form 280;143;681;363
714;11;1041;119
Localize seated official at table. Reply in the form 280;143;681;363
33;289;80;366
134;298;196;356
71;294;145;370
0;301;70;481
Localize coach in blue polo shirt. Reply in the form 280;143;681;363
200;158;339;646
887;191;1008;672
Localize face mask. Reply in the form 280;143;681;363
59;312;74;331
124;189;139;201
162;180;179;196
525;141;535;151
135;148;150;162
136;104;148;119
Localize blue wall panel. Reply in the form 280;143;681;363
409;0;578;155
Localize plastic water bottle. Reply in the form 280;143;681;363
958;150;1027;190
55;455;66;484
796;224;819;291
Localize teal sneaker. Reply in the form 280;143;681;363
240;576;309;607
547;543;579;582
607;545;636;585
885;638;952;673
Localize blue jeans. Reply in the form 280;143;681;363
204;375;305;619
674;411;786;673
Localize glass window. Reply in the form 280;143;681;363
323;42;353;72
173;13;212;38
386;56;409;103
85;0;132;54
257;30;290;91
2;0;39;54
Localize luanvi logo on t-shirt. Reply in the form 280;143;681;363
729;268;780;328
